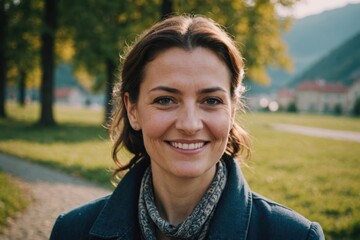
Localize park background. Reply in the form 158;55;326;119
1;0;360;239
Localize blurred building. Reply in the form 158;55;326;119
276;88;295;110
277;79;360;115
55;87;88;106
296;80;347;114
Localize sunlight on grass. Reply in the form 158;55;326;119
0;103;359;239
238;113;360;239
0;103;132;187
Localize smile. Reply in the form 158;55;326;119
169;142;206;150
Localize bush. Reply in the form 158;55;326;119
287;102;297;113
353;97;360;116
334;104;342;115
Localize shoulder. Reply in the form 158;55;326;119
249;192;325;240
50;195;110;240
50;160;149;240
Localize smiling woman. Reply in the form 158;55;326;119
125;47;233;182
50;15;325;240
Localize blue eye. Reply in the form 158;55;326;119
204;97;222;105
154;97;175;105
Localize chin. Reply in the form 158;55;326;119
171;163;215;179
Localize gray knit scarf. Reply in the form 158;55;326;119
138;160;227;240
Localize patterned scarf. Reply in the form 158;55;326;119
138;160;227;240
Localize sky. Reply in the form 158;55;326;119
278;0;360;18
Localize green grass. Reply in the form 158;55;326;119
238;113;360;239
0;171;30;233
0;103;360;239
0;103;131;187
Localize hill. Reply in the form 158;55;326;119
289;32;360;87
283;3;360;73
246;3;360;94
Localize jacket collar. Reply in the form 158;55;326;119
208;155;252;239
89;159;149;239
89;156;252;239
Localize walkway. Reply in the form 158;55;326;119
0;153;111;240
272;123;360;143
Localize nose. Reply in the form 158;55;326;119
175;104;203;135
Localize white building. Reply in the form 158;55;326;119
276;88;295;110
295;80;352;114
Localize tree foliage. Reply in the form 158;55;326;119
1;0;298;122
59;0;160;122
169;0;295;85
0;0;7;118
6;0;41;105
63;0;296;121
1;0;44;117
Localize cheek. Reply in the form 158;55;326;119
205;113;232;140
140;111;174;139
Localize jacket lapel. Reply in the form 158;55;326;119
208;156;252;240
89;159;149;239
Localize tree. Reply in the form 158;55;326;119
287;102;297;113
162;0;173;19
334;104;342;115
60;0;159;123
6;0;41;106
170;0;296;85
0;1;7;118
57;0;297;124
1;0;41;117
353;97;360;116
39;0;57;126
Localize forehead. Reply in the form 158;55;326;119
147;47;227;71
141;47;231;91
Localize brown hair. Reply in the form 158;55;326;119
109;15;250;176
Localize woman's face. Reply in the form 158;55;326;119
125;47;235;180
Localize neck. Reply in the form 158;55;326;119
151;166;216;226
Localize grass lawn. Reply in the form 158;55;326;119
239;113;360;239
0;103;359;239
0;171;30;233
0;103;123;187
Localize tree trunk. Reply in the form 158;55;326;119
104;59;116;124
39;0;56;126
161;0;173;19
18;69;26;106
0;4;7;118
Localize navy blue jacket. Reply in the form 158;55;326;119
50;156;325;239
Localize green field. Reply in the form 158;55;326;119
239;113;360;239
0;103;359;239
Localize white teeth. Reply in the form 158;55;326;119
171;142;204;150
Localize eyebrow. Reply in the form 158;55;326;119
148;86;180;94
199;87;227;94
148;86;227;95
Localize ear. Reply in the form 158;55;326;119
123;93;141;131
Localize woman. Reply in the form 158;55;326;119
50;15;324;240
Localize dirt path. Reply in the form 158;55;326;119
0;153;111;240
272;123;360;143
